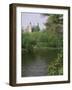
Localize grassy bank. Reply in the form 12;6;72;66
22;32;63;52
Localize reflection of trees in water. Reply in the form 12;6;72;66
22;49;63;77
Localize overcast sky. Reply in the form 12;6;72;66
21;13;48;30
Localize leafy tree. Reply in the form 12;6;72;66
32;23;40;32
45;14;63;35
44;14;63;48
22;33;36;52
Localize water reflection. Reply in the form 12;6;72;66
22;49;60;77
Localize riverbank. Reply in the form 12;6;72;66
22;47;62;52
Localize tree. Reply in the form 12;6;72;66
32;23;40;32
45;14;63;34
44;14;63;48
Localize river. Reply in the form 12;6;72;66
22;48;62;77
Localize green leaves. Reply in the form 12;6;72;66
22;31;63;52
45;14;63;34
48;49;63;75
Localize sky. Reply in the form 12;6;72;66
21;13;48;30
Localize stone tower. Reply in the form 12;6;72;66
28;22;32;32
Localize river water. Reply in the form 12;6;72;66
22;48;60;77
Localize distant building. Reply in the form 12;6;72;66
27;22;32;32
22;22;32;33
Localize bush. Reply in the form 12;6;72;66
22;31;63;52
48;49;63;75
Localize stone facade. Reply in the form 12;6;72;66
22;22;32;33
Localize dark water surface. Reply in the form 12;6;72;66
22;48;59;77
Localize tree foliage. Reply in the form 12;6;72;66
45;14;63;34
48;49;63;75
32;23;40;32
